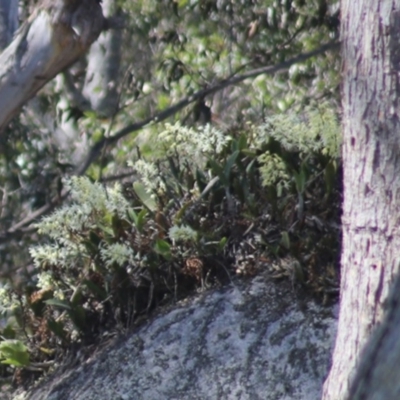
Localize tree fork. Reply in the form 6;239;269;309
0;0;104;133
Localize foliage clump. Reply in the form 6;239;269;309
0;107;342;384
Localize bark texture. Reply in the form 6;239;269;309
0;0;104;132
83;0;121;117
16;277;337;400
322;2;400;399
50;0;121;164
349;271;400;399
0;0;18;50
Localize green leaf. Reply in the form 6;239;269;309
83;110;97;120
242;149;258;158
154;239;172;260
98;222;115;238
280;231;291;250
237;134;248;151
0;340;29;367
245;158;257;174
293;164;307;194
207;158;224;178
195;168;207;193
136;209;148;233
167;157;181;183
218;237;228;251
44;298;72;311
133;182;157;211
173;201;192;225
223;150;240;184
70;288;83;307
127;207;138;224
199;176;220;199
2;325;16;340
157;93;171;109
83;279;107;300
68;305;87;332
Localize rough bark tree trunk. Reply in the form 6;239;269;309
349;270;400;399
0;0;104;133
322;1;400;399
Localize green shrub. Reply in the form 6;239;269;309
0;107;341;377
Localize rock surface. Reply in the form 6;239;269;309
17;274;337;400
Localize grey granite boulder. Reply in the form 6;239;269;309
17;274;337;400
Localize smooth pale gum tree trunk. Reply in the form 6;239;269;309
0;0;104;133
83;0;122;117
322;1;400;399
0;0;18;50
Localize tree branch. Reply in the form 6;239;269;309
75;40;340;175
0;40;340;238
0;0;104;132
